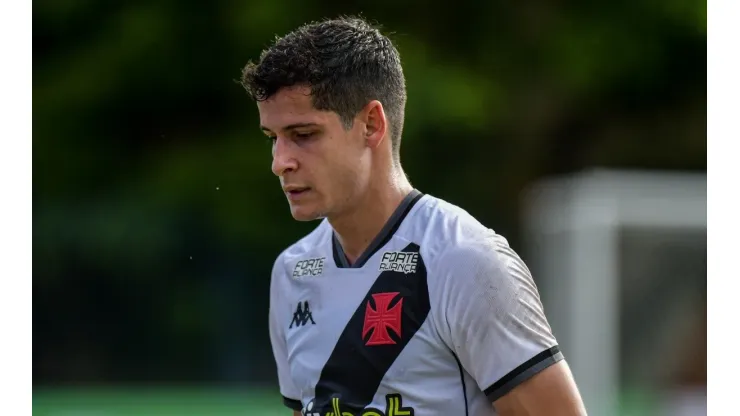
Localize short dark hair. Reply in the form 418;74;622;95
241;17;407;159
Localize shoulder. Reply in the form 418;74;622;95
418;195;529;284
435;234;520;283
271;219;332;278
416;194;501;261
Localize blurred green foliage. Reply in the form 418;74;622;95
33;0;706;384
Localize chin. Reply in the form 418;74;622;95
289;205;326;222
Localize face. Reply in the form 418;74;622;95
258;86;370;221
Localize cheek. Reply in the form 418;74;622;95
316;132;366;196
331;160;359;187
322;159;360;201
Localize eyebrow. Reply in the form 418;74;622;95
260;122;320;133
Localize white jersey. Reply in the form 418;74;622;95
269;190;563;416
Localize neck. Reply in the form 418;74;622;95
329;167;414;264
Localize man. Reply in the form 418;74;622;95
241;16;587;416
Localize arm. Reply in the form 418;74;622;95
493;360;586;415
436;236;587;416
269;255;304;413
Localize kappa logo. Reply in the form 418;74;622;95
362;292;403;346
379;251;419;274
289;301;316;329
293;257;326;278
303;394;415;416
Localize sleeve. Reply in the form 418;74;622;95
268;254;303;411
435;236;564;403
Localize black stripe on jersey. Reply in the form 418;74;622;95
452;352;470;416
332;189;424;268
313;242;430;413
483;346;564;402
332;233;351;268
282;396;302;411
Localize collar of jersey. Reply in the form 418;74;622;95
331;189;424;269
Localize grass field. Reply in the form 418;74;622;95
33;388;287;416
33;387;657;415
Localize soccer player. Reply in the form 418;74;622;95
241;16;587;416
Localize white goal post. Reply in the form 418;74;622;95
522;169;706;416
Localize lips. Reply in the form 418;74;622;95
284;186;309;193
284;186;311;200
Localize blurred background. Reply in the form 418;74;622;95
33;1;706;415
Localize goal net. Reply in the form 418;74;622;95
523;169;706;416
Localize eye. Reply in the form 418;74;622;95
294;132;315;141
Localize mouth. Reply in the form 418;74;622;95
284;187;311;200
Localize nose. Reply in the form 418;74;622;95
271;137;298;177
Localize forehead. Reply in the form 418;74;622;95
257;86;333;130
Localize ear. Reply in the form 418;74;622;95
361;100;388;150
